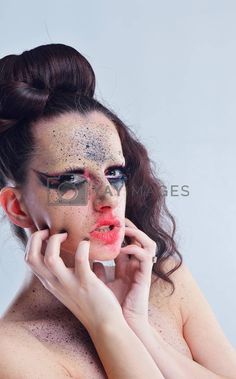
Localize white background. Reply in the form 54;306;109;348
0;0;235;346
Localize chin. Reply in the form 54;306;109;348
89;241;122;261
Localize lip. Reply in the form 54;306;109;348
89;226;121;244
91;217;121;232
89;217;122;244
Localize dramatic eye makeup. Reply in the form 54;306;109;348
104;165;129;191
32;164;129;190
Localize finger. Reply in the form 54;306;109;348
25;229;49;262
124;226;156;252
44;233;73;285
92;262;107;283
127;254;140;281
120;245;154;279
114;253;129;278
125;218;138;228
25;229;56;281
124;219;142;247
124;234;142;248
74;239;92;282
129;254;140;271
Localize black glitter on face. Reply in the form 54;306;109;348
31;114;127;190
72;122;113;163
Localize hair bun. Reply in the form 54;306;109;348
0;44;96;134
22;43;96;98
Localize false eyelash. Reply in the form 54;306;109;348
63;164;130;179
106;164;132;181
43;164;131;182
37;164;131;190
105;164;128;175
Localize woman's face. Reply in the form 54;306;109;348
21;111;127;266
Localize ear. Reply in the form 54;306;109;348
0;186;35;228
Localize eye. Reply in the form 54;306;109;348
59;174;86;184
46;174;87;189
105;165;128;183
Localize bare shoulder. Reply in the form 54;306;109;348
151;257;236;378
150;255;184;309
176;263;236;378
0;320;72;378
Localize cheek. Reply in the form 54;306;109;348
45;206;89;233
28;193;89;234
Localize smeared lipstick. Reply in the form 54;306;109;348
90;226;120;244
90;217;121;244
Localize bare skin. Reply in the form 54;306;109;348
0;110;167;378
1;111;235;379
1;261;192;378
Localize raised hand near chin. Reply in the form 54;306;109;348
24;230;124;333
93;217;157;327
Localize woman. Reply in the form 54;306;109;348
0;44;235;379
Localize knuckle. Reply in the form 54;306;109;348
44;254;57;267
75;255;85;264
24;254;35;266
33;230;44;239
30;231;37;239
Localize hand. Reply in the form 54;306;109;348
92;218;157;327
24;229;124;332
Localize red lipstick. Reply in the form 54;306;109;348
90;217;121;244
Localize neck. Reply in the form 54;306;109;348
3;270;75;322
3;257;114;324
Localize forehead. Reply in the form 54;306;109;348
31;111;123;168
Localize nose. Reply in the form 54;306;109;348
92;176;119;212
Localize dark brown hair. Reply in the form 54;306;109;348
0;43;182;295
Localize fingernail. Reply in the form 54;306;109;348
59;232;67;237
